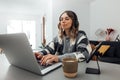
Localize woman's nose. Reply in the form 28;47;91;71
62;19;65;23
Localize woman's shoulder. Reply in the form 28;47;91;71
78;30;86;35
76;30;88;43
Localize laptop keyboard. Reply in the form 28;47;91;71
41;62;62;75
37;60;62;75
40;64;52;70
37;60;59;69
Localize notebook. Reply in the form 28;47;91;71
0;33;62;75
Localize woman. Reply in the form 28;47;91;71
35;10;92;65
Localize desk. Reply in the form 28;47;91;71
0;54;120;80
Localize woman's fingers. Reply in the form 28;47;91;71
46;58;55;64
41;55;50;65
40;54;53;65
40;55;59;66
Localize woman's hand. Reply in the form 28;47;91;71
40;54;59;65
34;52;43;60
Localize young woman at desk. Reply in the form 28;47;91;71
35;10;92;65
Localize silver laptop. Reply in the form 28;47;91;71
0;33;62;75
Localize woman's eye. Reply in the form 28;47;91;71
60;17;70;21
65;18;70;20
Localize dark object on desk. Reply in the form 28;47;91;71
86;42;102;74
86;55;100;74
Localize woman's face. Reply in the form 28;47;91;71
60;13;73;31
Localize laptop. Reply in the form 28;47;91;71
0;33;62;75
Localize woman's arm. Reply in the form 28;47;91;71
40;36;60;55
37;36;62;65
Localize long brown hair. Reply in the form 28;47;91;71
58;10;79;39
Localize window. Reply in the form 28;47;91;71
7;20;36;49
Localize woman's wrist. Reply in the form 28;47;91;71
54;55;59;62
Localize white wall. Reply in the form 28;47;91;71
90;0;120;41
0;13;43;48
44;0;53;45
52;0;91;38
0;0;52;49
0;0;91;48
1;0;120;49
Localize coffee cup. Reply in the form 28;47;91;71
62;58;78;78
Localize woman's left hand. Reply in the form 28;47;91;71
40;54;59;66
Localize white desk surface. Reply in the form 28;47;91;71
0;54;120;80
